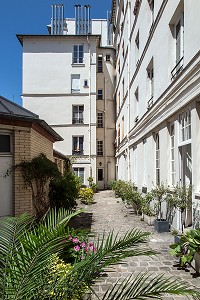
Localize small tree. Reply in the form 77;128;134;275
49;170;81;210
17;153;60;216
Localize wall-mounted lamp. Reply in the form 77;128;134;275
99;162;102;166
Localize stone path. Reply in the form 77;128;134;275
78;190;200;300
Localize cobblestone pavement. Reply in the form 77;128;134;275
78;190;200;300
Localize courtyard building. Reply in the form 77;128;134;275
17;4;116;189
112;0;200;230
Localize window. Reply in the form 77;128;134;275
135;31;139;65
179;109;191;143
147;59;154;107
117;92;120;113
73;45;84;64
97;55;103;72
171;13;184;79
97;112;104;128
72;105;84;124
0;134;11;153
122;79;125;100
117;123;120;145
72;136;84;155
73;167;84;183
143;138;147;185
122;116;124;140
155;133;160;185
97;89;103;100
106;54;111;62
71;74;80;93
122;40;124;58
148;0;154;23
170;124;175;185
97;140;103;156
134;87;139;121
84;79;88;87
98;169;104;181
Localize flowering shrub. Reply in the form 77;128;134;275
61;234;97;264
49;254;88;299
79;187;94;204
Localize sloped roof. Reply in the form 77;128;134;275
0;95;63;142
0;95;39;119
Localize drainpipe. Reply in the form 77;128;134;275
87;36;92;177
104;76;108;186
127;0;131;181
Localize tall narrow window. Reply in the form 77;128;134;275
155;133;160;185
118;60;120;74
134;87;139;121
97;89;103;100
73;167;84;183
171;13;184;79
97;112;104;128
147;59;154;107
72;105;84;124
117;123;120;146
97;55;103;72
148;0;154;24
179;109;191;142
122;79;125;100
71;74;80;93
72;136;84;155
97;141;103;156
143;138;147;185
122;116;124;140
73;45;84;64
170;124;175;185
135;31;139;65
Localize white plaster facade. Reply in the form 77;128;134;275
113;0;200;230
19;15;115;188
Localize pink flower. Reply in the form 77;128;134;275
84;247;88;253
74;245;80;251
73;238;79;243
80;242;86;248
68;236;73;240
89;243;97;252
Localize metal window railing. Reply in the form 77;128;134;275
171;56;184;80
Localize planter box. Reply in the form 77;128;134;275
194;252;200;274
174;235;181;244
154;219;170;233
143;214;156;226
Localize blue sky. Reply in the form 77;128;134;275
0;0;112;106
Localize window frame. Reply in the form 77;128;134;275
72;136;84;155
155;133;160;185
97;112;104;128
97;140;103;156
71;74;80;93
72;105;84;124
73;167;85;184
97;89;103;100
97;55;103;73
73;44;84;64
0;133;12;154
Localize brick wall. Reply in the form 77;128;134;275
14;126;54;216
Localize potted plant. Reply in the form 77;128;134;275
173;184;192;233
151;183;174;233
169;229;200;276
141;192;156;226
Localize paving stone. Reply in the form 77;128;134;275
77;190;199;300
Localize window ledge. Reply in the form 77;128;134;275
71;63;85;67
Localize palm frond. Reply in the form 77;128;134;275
101;272;200;300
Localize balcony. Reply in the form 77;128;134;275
72;118;84;124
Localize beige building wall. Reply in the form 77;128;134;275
96;47;116;189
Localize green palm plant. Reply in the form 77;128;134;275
0;208;199;300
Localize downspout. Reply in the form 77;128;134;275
87;36;92;177
127;0;131;181
104;76;107;186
